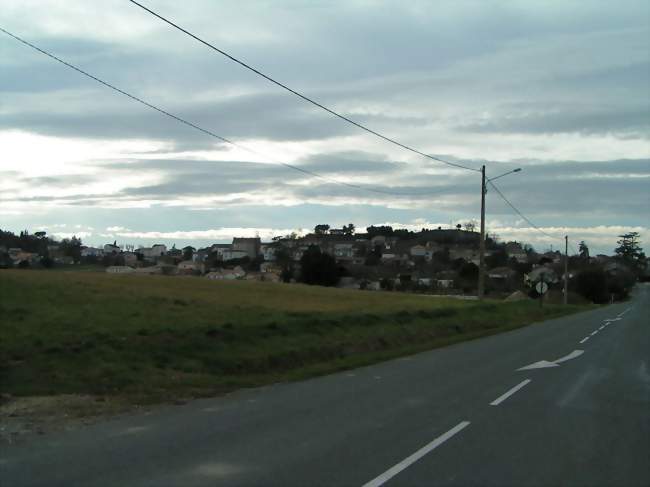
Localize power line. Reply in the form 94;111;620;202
487;180;557;239
0;26;441;197
128;0;480;174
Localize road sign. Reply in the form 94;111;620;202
535;281;549;294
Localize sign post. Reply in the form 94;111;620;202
535;278;549;307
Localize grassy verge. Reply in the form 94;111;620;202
0;270;589;405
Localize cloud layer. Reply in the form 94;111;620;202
1;0;648;254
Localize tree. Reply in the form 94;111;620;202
614;232;646;275
463;221;477;232
182;246;194;261
366;225;394;238
314;224;330;235
60;236;82;263
299;245;340;286
343;223;355;236
578;241;590;261
456;223;462;230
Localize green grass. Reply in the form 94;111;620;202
0;270;589;405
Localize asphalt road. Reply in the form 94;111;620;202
2;286;648;486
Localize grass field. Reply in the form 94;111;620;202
0;270;589;405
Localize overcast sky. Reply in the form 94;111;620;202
1;0;648;254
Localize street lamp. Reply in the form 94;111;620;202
478;166;522;300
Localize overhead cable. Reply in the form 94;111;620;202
487;180;557;240
0;27;439;197
128;0;480;173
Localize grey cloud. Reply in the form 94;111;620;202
459;104;650;136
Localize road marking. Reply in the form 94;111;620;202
605;317;621;323
518;360;558;370
591;330;599;336
555;350;584;363
490;379;531;406
518;350;584;371
579;337;589;344
362;421;470;487
598;325;605;331
618;307;632;317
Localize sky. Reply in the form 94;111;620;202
1;0;648;255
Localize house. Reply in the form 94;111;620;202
139;244;167;260
505;242;528;263
104;243;120;254
209;244;231;261
81;247;103;258
232;237;260;259
410;245;427;258
122;252;138;266
260;243;277;261
106;266;135;274
365;281;381;291
193;248;210;263
222;249;249;261
449;246;480;264
333;243;354;261
436;279;454;289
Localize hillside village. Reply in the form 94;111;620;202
4;224;643;300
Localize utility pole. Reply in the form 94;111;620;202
564;235;569;306
478;165;486;300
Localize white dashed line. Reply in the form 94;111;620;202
362;421;470;487
618;307;632;317
579;337;589;344
490;379;532;406
598;325;605;330
591;330;599;336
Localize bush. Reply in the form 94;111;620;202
574;267;609;303
299;246;340;286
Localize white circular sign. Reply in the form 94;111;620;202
535;281;549;294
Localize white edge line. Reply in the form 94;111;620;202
579;337;589;344
362;421;470;487
490;379;532;406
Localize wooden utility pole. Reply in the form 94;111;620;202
478;165;486;300
564;235;569;305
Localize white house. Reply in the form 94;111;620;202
104;243;120;254
122;252;138;266
260;244;277;261
139;244;167;261
333;243;354;260
81;247;104;258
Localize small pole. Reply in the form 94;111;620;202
478;165;486;300
564;235;569;306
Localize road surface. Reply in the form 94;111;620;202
2;285;648;486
